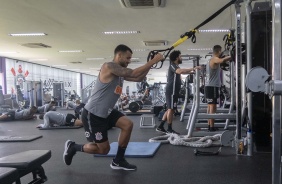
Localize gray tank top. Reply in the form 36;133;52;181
84;72;123;118
205;59;221;87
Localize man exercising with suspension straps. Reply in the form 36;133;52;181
205;45;231;131
156;50;201;134
63;44;164;171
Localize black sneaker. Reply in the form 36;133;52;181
110;159;137;171
166;129;180;135
156;126;166;133
63;140;76;166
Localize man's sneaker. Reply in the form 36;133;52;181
110;159;137;171
166;129;180;135
156;126;166;133
63;140;76;166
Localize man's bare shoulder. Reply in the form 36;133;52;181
210;56;220;65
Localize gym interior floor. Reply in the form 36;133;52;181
0;108;271;184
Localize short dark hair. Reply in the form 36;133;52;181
50;101;56;105
169;50;181;62
114;44;132;55
213;45;222;54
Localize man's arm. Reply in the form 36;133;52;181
211;56;231;64
105;54;163;82
125;70;149;82
44;104;49;113
41;115;51;128
175;66;202;75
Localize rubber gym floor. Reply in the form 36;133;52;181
0;108;271;184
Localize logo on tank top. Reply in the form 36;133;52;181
85;131;90;138
114;85;122;95
95;132;103;141
207;99;213;103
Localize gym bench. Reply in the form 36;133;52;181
0;150;51;184
0;167;19;184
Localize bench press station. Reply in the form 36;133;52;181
0;150;51;184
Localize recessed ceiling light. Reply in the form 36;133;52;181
198;29;229;33
9;33;47;36
59;50;83;53
0;51;18;54
86;58;105;60
103;31;140;35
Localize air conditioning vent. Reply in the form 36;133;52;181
21;43;51;48
143;40;168;46
70;61;82;64
119;0;166;8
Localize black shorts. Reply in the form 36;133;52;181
3;110;15;121
166;93;178;110
65;114;77;126
205;86;219;104
81;109;124;143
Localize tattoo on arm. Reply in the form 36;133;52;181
107;62;133;77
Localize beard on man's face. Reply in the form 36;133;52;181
120;61;128;67
178;59;182;64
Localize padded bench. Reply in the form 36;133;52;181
0;150;51;184
0;167;19;184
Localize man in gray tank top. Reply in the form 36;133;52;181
63;44;164;171
0;106;38;121
36;111;83;128
205;45;231;131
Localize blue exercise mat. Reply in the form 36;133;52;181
94;142;161;158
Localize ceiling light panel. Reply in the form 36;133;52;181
59;50;83;53
52;65;67;67
103;31;140;34
9;33;47;36
86;58;105;60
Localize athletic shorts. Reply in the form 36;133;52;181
3;110;15;121
65;114;77;126
81;108;124;143
165;93;179;110
205;86;219;104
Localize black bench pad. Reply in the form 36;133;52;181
0;167;19;184
0;150;51;175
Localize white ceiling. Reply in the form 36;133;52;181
0;0;262;77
